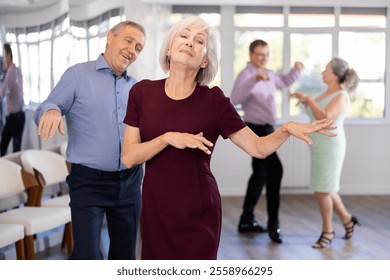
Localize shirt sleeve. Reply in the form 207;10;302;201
272;67;300;89
230;69;257;105
215;87;246;139
0;65;16;98
123;81;141;128
34;66;77;126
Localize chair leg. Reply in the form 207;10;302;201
24;235;35;260
25;184;43;207
61;229;66;249
63;222;73;256
15;239;26;260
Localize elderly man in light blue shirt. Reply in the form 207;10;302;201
35;21;146;260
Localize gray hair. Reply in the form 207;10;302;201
109;21;146;37
159;15;220;85
330;57;360;92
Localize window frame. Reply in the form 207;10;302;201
3;9;124;107
230;5;389;125
4;14;69;105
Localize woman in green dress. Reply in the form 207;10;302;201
291;57;360;248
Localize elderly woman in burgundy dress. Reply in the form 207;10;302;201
122;15;335;260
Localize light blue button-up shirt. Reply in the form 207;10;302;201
35;54;136;171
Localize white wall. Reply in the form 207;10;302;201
211;124;390;196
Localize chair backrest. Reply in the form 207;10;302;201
0;159;26;200
60;141;67;157
2;151;25;166
44;144;61;154
44;141;67;156
21;150;69;186
1;152;29;210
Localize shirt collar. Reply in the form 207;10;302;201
247;62;262;72
95;53;130;81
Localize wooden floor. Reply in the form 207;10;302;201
3;194;390;260
218;195;390;260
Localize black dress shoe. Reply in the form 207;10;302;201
238;220;267;233
268;228;282;243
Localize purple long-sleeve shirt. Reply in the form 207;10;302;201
0;63;24;113
231;62;300;125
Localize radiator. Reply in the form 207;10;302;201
278;137;311;190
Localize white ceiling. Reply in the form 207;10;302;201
1;0;389;18
0;0;98;16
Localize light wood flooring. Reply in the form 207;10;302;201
2;194;389;260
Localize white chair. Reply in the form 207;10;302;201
45;142;71;194
44;141;67;156
21;149;70;207
60;141;67;158
1;150;33;208
59;142;71;172
21;149;72;251
0;224;25;260
0;158;72;259
2;150;25;166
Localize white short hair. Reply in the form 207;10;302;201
159;15;220;85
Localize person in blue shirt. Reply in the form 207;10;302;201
34;21;146;260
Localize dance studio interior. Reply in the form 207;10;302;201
0;0;389;261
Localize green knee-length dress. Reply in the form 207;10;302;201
307;90;348;193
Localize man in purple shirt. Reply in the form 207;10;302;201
35;21;146;259
231;39;303;244
0;43;25;156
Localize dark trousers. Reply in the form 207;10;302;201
241;123;283;229
0;111;25;156
66;163;143;260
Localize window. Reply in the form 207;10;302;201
5;14;70;104
2;4;387;122
339;31;386;118
233;6;387;122
235;6;284;27
340;7;387;28
3;9;124;105
288;7;335;27
290;33;332;116
70;8;124;64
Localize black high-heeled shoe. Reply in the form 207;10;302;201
312;231;335;249
343;215;361;239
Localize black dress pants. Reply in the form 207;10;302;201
0;110;25;156
241;123;283;229
66;163;143;260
